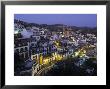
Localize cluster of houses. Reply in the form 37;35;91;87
14;19;97;76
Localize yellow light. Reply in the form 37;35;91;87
56;54;62;61
54;41;60;47
39;54;43;65
52;56;55;60
43;59;49;64
79;54;85;58
75;52;79;57
52;53;54;56
83;50;86;53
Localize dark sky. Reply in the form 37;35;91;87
14;14;97;27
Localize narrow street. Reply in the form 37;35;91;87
35;64;54;76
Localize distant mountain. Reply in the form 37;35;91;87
14;19;97;34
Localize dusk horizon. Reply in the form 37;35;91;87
14;14;97;28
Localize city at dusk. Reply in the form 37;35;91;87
14;14;97;76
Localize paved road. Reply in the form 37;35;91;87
35;64;54;76
34;56;71;76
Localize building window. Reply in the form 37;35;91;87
25;47;28;51
16;49;19;53
20;48;24;52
